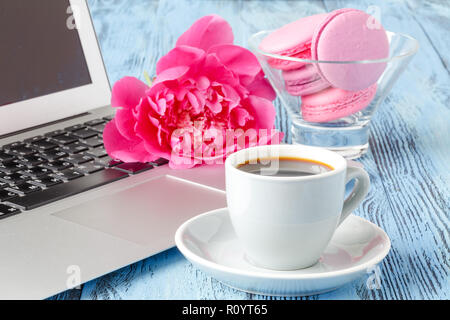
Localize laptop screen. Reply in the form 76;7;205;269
0;0;92;107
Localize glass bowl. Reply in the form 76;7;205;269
249;30;419;159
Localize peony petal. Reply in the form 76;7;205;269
176;14;234;52
221;84;241;110
193;89;206;110
114;108;137;141
208;44;261;85
153;66;190;85
111;77;148;109
186;91;200;114
203;54;239;87
157;98;167;114
156;46;205;75
196;76;210;90
103;120;158;163
243;95;277;130
135;104;172;159
231;107;253;127
246;71;276;101
205;99;222;114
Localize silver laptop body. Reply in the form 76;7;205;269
0;0;226;299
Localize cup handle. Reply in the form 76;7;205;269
338;163;370;226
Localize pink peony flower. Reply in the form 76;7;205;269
103;14;282;168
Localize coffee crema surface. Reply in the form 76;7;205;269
237;157;334;177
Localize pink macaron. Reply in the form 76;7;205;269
311;8;389;91
282;64;330;96
259;13;328;70
301;83;377;122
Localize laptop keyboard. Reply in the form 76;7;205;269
0;115;168;219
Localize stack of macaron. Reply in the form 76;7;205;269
259;8;389;123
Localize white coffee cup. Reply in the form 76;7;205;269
225;144;370;270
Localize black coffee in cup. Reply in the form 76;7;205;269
237;157;333;177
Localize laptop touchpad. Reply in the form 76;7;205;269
52;175;226;246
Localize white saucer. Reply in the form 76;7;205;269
175;208;391;296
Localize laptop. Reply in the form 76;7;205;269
0;0;226;299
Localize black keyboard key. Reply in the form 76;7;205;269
65;124;86;132
0;204;20;220
63;154;92;165
108;159;123;167
90;123;107;133
114;162;154;174
6;183;41;196
30;139;58;151
39;149;68;161
0;151;15;163
84;119;105;127
60;142;89;154
17;154;46;166
71;128;98;139
52;169;84;181
7;145;36;156
45;129;65;137
85;147;107;158
29;176;62;188
80;136;103;148
74;162;104;174
0;189;18;202
2;142;24;150
24;136;45;144
0;172;29;185
21;167;53;178
0;180;8;189
151;158;169;166
103;115;115;121
41;160;73;171
7;169;128;210
50;134;78;145
0;161;27;174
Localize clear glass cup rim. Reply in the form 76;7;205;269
248;30;419;65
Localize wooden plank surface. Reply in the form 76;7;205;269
51;0;449;300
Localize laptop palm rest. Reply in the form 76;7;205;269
52;175;226;246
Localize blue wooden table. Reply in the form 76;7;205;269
52;0;449;300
